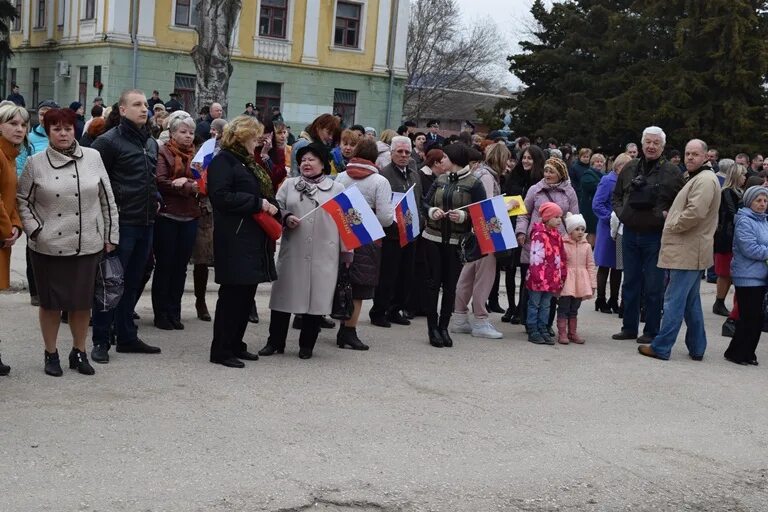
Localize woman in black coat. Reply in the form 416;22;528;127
207;116;279;368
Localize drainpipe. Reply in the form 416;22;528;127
131;0;139;87
385;0;399;128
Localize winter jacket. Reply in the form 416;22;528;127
516;178;579;264
526;222;566;293
714;187;742;254
155;144;202;219
330;146;347;175
74;114;85;141
579;167;602;233
375;140;391;169
592;171;618;268
289;132;315;177
611;157;685;233
422;166;486;245
90;118;159;226
0;137;20;289
380;161;423;241
569;160;590;197
561;235;597;298
658;165;721;271
17;143;120;256
16;125;48;176
730;207;768;287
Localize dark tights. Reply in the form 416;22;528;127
596;266;623;302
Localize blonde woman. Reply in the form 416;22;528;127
375;129;397;169
580;152;606;246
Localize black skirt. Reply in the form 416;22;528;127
30;250;101;311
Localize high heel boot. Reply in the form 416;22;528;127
194;265;211;321
69;348;95;375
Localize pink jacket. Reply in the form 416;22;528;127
526;222;566;293
561;236;597;299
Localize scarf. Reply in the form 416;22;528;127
345;157;378;179
226;142;275;200
51;141;79;158
295;173;326;207
165;139;195;179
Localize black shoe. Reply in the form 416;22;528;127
748;359;759;366
510;314;521;325
116;339;161;354
91;344;110;364
487;301;505;314
0;354;9;376
154;316;174;330
211;357;245;368
370;316;391;328
541;332;556;345
248;305;259;324
319;316;335;329
712;300;730;317
724;355;748;366
69;348;95;375
387;310;411;326
612;330;638;340
292;315;302;329
132;311;141;320
258;343;285;356
429;327;444;348
636;334;654;344
439;328;453;347
595;298;612;314
501;308;515;323
607;298;620;314
721;318;736;338
403;309;415;320
170;318;184;330
235;350;259;361
337;326;369;350
299;350;313;359
689;354;703;361
44;350;63;377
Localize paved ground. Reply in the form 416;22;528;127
2;239;768;511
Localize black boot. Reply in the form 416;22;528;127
486;300;505;314
248;303;259;324
607;298;620;314
0;353;10;376
44;350;63;377
428;327;443;348
69;348;95;375
336;326;369;350
501;307;516;323
595;298;612;314
439;328;453;347
319;316;335;329
712;299;730;317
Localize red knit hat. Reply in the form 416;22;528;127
539;202;563;222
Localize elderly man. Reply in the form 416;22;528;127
639;139;721;361
369;136;423;327
611;127;685;343
194;102;223;143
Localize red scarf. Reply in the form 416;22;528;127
345;157;378;179
165;139;195;179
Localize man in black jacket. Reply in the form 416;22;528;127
611;126;685;344
90;89;162;362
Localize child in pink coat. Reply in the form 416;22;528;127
557;213;597;344
526;202;567;345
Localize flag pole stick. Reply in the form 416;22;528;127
450;194;505;212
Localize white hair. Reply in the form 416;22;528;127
167;110;196;133
625;142;637;151
390;135;412;150
641;126;666;146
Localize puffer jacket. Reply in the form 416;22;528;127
516;178;579;264
91;118;159;226
714;187;742;254
422;166;486;245
730;207;768;287
526;222;566;293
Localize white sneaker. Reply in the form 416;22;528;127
449;312;472;334
471;319;504;339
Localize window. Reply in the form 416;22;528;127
175;0;199;27
78;67;88;106
333;89;356;127
31;68;39;108
255;81;281;116
12;0;21;31
34;0;45;28
259;0;287;39
334;2;361;48
174;73;196;111
83;0;95;20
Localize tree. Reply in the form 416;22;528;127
191;0;242;116
509;0;768;155
405;0;503;123
0;0;19;96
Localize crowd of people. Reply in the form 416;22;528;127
0;87;765;377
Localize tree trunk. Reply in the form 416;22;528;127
191;0;242;117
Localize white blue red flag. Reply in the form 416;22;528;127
192;138;217;172
467;195;518;255
394;185;420;247
321;186;385;250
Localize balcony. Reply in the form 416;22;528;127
253;37;292;62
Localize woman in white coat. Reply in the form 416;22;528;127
260;143;347;359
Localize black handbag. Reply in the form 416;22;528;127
458;232;486;264
331;265;354;320
94;253;124;312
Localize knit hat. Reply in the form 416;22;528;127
565;212;586;233
743;186;768;209
544;157;569;182
37;99;59;110
442;143;472;168
539;202;563;222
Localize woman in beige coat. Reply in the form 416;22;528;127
260;143;347;359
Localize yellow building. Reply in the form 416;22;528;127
7;0;409;129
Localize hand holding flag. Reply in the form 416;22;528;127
467;195;518;255
321;186;385;250
393;185;421;247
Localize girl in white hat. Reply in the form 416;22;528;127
558;213;597;344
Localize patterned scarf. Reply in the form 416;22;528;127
51;141;79;158
294;173;326;206
165;139;195;179
226;142;275;200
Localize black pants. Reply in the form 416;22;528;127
557;296;582;319
269;310;321;352
489;265;501;305
370;238;415;318
725;286;765;363
26;244;37;297
210;284;257;361
504;249;523;313
151;217;198;320
406;238;429;315
596;266;622;302
424;239;462;329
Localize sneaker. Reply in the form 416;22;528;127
528;332;546;344
449;313;472;334
471;320;503;339
91;344;110;364
541;331;556;345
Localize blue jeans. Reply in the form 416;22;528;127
650;269;706;359
92;224;154;346
621;228;664;336
151;216;198;320
527;290;553;334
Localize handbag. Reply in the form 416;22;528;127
94;253;124;312
458;232;486;264
252;211;282;241
331;265;354;320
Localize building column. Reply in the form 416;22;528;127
105;0;131;42
301;0;320;65
94;0;106;38
230;9;241;56
392;0;409;76
68;0;79;42
372;0;391;73
137;0;156;45
21;0;30;45
46;0;55;40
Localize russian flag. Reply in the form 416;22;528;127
321;185;386;250
467;195;518;255
192;137;217;171
394;185;420;247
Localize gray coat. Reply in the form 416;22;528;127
269;176;345;315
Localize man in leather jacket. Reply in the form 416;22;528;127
90;89;162;362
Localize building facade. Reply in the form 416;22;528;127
7;0;408;130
